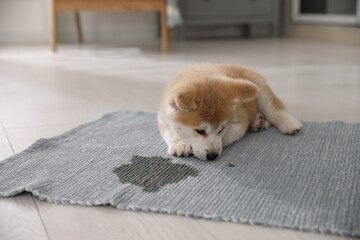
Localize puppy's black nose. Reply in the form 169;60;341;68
206;152;219;161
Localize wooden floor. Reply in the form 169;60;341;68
0;39;359;240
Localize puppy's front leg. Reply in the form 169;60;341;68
159;124;192;157
222;122;246;147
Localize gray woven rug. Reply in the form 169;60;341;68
0;110;359;237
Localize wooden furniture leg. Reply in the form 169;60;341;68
52;0;168;52
75;12;83;44
51;0;57;52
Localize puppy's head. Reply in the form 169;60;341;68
168;76;260;161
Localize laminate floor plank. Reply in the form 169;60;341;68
0;122;49;240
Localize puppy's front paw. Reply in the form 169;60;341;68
168;140;192;157
277;111;302;135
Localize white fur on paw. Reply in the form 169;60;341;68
276;111;303;135
251;113;271;132
168;139;192;157
264;120;271;129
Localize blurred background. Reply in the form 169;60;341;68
0;0;359;45
0;1;359;240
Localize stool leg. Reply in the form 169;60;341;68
75;11;83;44
51;0;57;52
160;2;168;52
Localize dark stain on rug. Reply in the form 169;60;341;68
227;164;235;168
113;156;199;192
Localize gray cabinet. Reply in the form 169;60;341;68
179;0;281;36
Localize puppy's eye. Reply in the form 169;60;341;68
195;129;206;135
218;128;225;134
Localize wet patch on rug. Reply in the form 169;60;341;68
113;156;198;192
0;110;359;237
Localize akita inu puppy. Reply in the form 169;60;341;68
158;65;302;161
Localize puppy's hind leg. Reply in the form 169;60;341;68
220;65;302;135
257;90;302;135
241;69;302;135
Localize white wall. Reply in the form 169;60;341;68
0;0;158;44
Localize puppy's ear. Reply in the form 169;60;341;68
227;79;260;103
169;87;198;111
